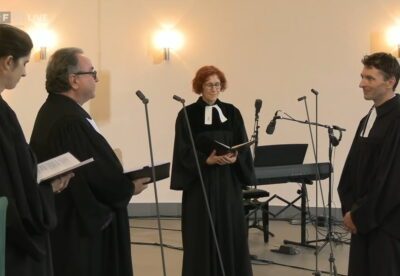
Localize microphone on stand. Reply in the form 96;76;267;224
253;99;262;147
332;125;346;131
311;88;319;95
266;111;280;135
255;99;262;116
136;90;149;104
135;90;167;276
173;95;185;103
298;96;306;102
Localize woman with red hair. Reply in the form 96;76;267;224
171;65;255;276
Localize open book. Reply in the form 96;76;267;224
213;139;255;156
124;162;170;184
37;152;94;183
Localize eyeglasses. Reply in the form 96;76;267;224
204;82;221;89
73;70;97;80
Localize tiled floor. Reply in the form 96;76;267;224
130;218;350;276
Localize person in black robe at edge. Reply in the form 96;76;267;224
29;47;149;276
171;65;255;276
338;52;400;276
0;24;73;276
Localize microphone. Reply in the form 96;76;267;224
173;95;185;103
266;111;280;135
311;88;319;95
255;99;262;115
332;125;346;131
297;96;306;102
136;90;149;104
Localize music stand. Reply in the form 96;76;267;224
254;144;308;167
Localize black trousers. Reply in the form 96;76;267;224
348;229;400;276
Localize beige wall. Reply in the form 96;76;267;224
2;0;400;207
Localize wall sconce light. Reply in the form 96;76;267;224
29;27;57;60
153;27;183;61
39;47;47;60
386;23;400;58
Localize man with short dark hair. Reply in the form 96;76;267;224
338;52;400;276
30;47;148;276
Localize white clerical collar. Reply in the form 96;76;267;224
204;104;228;125
86;118;102;134
361;107;376;137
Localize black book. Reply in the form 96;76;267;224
213;139;255;156
124;162;170;184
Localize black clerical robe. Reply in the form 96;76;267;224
30;94;134;276
171;97;255;276
0;96;56;276
338;94;400;276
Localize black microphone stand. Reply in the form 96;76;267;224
248;104;262;229
272;104;344;276
281;95;323;275
309;89;340;276
303;89;341;276
252;106;260;148
172;95;226;276
297;96;321;264
307;126;343;276
326;128;340;276
307;90;322;276
135;91;167;276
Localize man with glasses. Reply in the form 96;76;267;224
30;47;148;276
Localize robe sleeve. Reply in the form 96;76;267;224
170;109;208;190
231;107;256;188
337;121;363;215
0;112;55;260
49;117;134;205
40;117;134;235
351;117;400;234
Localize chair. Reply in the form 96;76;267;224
243;188;274;243
0;197;8;276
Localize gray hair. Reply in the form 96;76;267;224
46;47;83;94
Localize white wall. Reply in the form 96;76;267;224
2;0;400;208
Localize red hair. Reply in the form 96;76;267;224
192;65;227;94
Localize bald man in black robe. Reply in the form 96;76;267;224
338;52;400;276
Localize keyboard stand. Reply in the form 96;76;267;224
283;181;317;249
254;163;332;249
267;194;302;217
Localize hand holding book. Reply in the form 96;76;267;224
206;150;238;166
213;139;255;156
132;177;150;195
51;173;74;193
